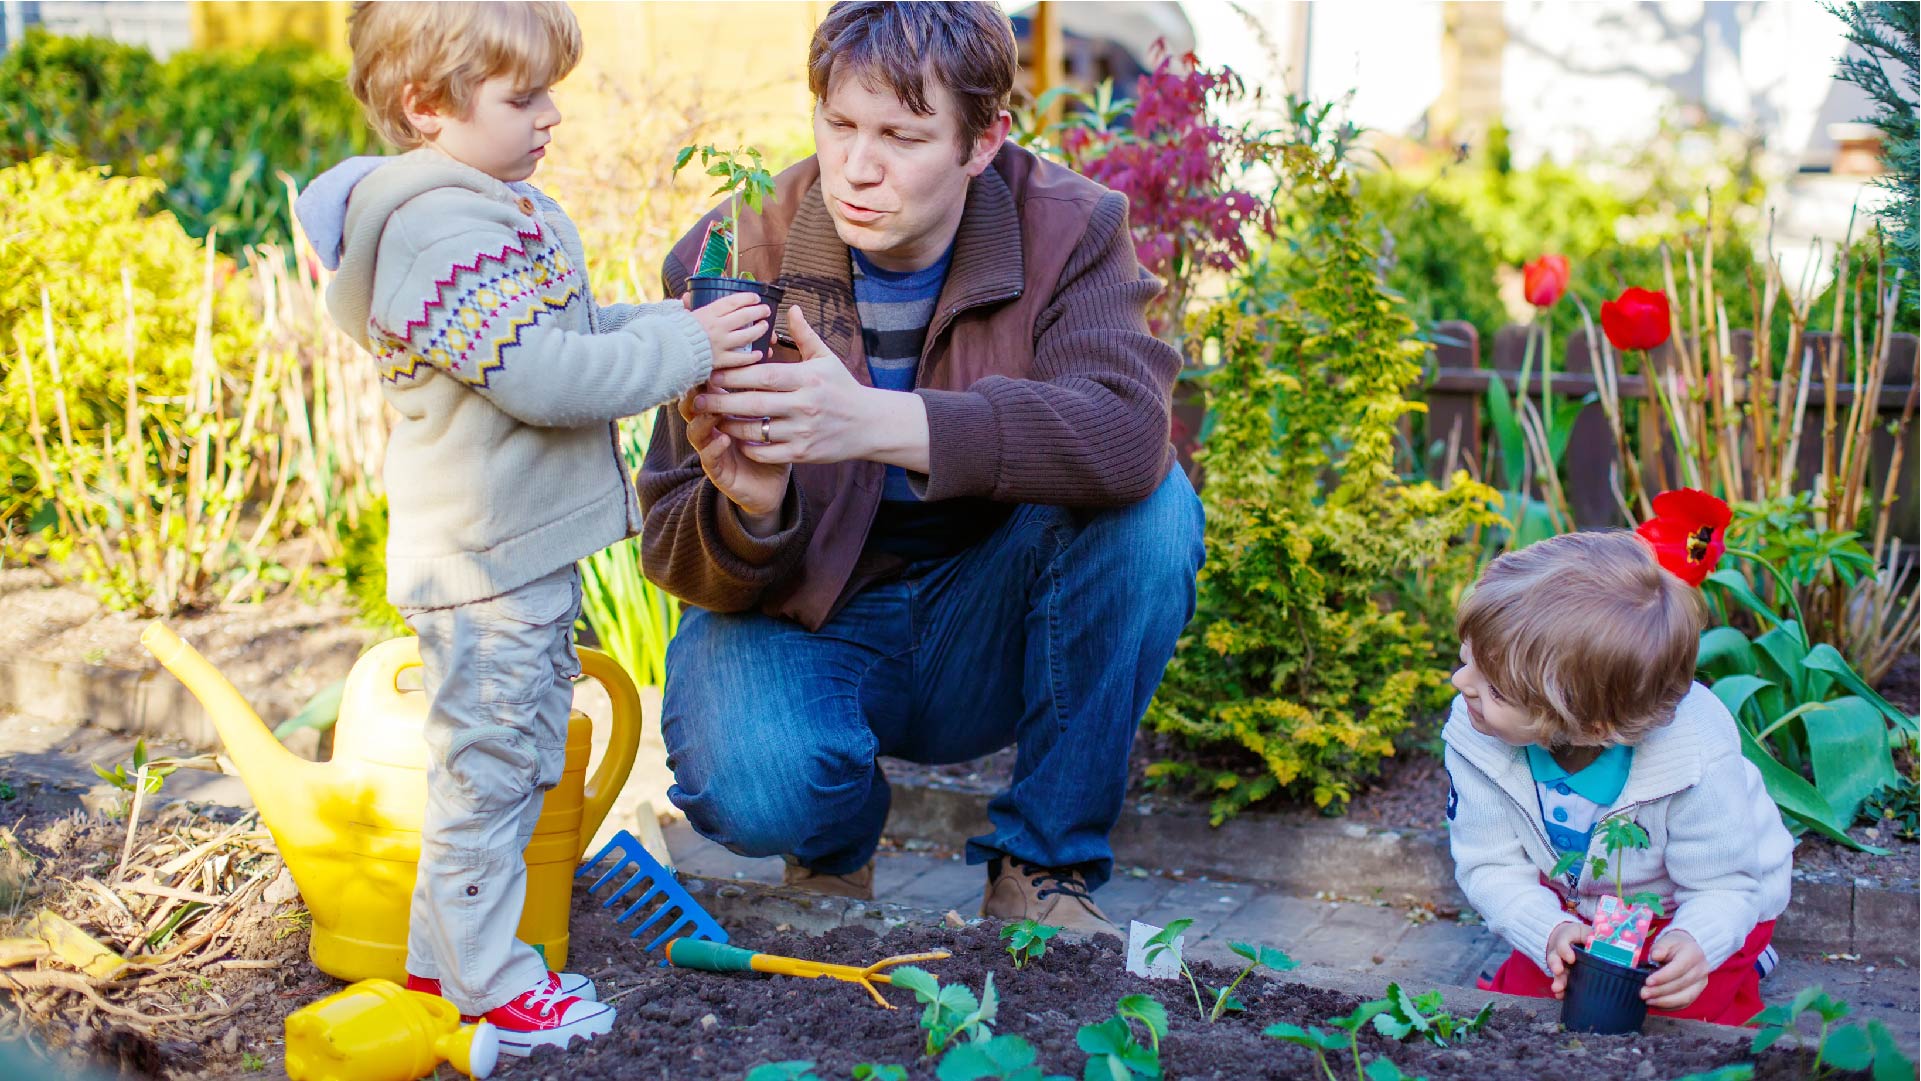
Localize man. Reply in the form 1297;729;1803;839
638;0;1202;936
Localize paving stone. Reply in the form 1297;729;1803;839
664;822;780;883
1286;903;1413;972
884;854;981;912
1127;878;1261;953
1206;892;1335;959
1087;872;1178;925
1377;919;1506;987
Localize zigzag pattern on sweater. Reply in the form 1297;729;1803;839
391;222;544;340
376;240;581;385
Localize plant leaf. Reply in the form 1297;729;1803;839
1805;644;1919;735
1824;1024;1874;1071
1803;696;1900;825
1117;994;1168;1042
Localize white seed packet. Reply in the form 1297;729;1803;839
1126;919;1184;979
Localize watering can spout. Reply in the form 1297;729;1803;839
139;622;333;845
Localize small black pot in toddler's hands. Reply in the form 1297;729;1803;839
1561;945;1657;1034
689;276;785;360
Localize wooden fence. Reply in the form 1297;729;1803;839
1421;320;1919;542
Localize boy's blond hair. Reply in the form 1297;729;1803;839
1457;530;1704;747
348;2;582;149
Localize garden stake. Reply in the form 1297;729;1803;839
576;830;729;957
663;938;950;1010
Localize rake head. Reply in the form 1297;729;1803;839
575;830;729;960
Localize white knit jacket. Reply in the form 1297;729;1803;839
1442;682;1793;974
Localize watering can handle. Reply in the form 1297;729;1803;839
574;647;641;858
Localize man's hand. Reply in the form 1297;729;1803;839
1546;920;1586;999
697;306;928;472
678;383;789;534
1641;930;1710;1010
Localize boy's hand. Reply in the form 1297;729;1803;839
1642;930;1709;1009
686;292;769;370
1546;920;1585;998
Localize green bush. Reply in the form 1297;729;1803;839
1356;170;1506;352
0;29;376;255
0;155;258;533
1145;128;1502;819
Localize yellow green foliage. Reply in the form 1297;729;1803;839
1146;141;1500;821
2;156;257;528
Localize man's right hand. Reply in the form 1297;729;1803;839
680;383;789;535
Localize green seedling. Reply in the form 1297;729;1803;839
1001;919;1060;969
1669;1067;1755;1081
1143;919;1295;1023
890;966;999;1058
854;1066;909;1081
1749;986;1916;1080
744;1063;824;1081
1364;983;1493;1047
92;738;179;798
936;1034;1067;1081
0;779;16;801
1269;1002;1430;1081
1076;1006;1162;1081
673;143;777;281
240;1050;264;1072
1549;816;1666;916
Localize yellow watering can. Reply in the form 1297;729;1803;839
285;978;497;1080
140;623;640;984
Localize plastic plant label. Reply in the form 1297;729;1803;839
1587;895;1653;966
1126;920;1184;979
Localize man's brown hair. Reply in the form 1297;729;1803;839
1457;530;1705;747
807;1;1016;159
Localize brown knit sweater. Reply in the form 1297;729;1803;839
638;143;1178;631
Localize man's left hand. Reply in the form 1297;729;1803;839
1641;929;1710;1010
694;305;927;470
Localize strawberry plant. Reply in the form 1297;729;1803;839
999;919;1059;969
744;1064;823;1081
890;967;999;1058
1267;1002;1430;1081
673;143;776;281
1363;984;1493;1047
1076;997;1165;1080
1549;816;1666;915
1749;986;1916;1079
935;1034;1066;1081
1143;919;1295;1022
854;1066;908;1081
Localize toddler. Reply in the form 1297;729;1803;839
1445;530;1792;1026
294;1;768;1054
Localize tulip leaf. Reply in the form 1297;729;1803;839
1738;722;1883;853
1483;375;1526;491
1697;627;1758;677
1707;674;1776;736
1804;697;1900;825
1704;569;1785;630
1804;644;1919;735
1752;623;1810;702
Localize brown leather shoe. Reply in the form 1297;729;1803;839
780;860;875;900
980;858;1119;939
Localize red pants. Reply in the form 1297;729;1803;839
1480;920;1776;1027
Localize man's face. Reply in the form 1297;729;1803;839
413;75;560;183
813;65;1006;273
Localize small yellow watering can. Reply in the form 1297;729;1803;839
140;623;640;984
285;978;497;1080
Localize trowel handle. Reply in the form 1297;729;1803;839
664;939;757;972
575;647;641;858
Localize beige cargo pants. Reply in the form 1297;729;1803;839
400;564;580;1015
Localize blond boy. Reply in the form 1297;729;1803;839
294;1;768;1052
1444;531;1792;1026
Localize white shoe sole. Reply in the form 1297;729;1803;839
495;1008;615;1056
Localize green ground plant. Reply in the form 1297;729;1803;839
1076;996;1165;1080
1749;986;1916;1080
1361;984;1493;1047
1265;1000;1429;1081
936;1034;1065;1081
999;919;1059;970
1146;98;1502;818
853;1067;908;1081
1142;919;1295;1023
889;967;999;1058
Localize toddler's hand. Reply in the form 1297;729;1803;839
687;292;770;370
1641;930;1709;1010
1546;920;1585;999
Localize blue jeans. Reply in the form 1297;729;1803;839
661;466;1204;890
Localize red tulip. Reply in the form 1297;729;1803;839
1523;255;1569;308
1635;488;1731;587
1601;287;1671;351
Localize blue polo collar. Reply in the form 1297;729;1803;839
1526;744;1634;805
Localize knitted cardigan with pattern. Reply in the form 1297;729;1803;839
308;149;713;609
1443;682;1793;974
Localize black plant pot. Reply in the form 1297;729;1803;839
689;275;785;360
1561;945;1656;1034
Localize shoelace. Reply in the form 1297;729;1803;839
1019;862;1093;903
517;978;568;1019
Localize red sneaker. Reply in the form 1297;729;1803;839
406;969;598;1004
479;976;615;1056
